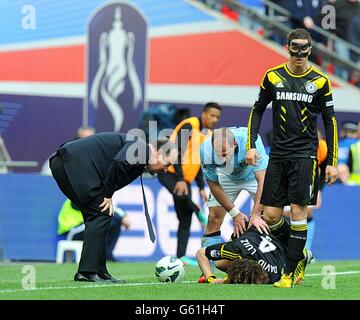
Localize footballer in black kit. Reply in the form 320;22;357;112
247;61;338;207
245;28;337;288
197;227;287;284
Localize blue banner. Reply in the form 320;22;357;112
0;173;359;261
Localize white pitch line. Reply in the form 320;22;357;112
306;270;360;277
0;280;196;294
0;271;359;294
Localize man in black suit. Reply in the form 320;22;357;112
50;133;177;283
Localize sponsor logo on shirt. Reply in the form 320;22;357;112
276;91;313;103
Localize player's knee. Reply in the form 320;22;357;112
263;207;283;225
290;204;307;219
206;216;222;234
262;212;281;225
264;216;281;226
207;208;225;228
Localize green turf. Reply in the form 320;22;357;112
0;260;359;300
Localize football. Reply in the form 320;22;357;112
155;256;185;283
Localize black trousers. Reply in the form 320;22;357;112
50;153;111;275
158;172;198;258
65;213;122;260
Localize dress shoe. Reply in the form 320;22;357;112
74;272;105;282
100;273;126;283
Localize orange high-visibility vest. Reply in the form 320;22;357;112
168;117;210;183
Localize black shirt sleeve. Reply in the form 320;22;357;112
318;77;338;167
247;72;273;150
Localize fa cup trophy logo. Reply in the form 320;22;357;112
87;2;148;132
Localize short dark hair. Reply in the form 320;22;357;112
287;28;312;46
150;137;177;157
202;102;222;113
225;258;269;284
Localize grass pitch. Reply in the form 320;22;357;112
0;260;359;300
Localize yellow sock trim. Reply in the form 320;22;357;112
269;217;284;231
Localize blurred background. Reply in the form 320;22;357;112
0;0;359;264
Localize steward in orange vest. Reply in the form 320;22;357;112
157;102;222;262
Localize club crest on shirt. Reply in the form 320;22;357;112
305;82;317;94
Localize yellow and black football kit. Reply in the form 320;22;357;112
247;63;338;206
205;228;286;284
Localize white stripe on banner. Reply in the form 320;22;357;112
0;36;86;52
149;20;237;38
0;82;85;98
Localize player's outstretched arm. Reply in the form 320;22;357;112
249;169;269;235
196;248;215;281
196;248;226;284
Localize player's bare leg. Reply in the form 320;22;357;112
262;206;283;226
263;206;291;249
205;206;227;235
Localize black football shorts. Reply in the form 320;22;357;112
261;157;319;207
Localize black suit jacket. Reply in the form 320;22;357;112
53;132;150;203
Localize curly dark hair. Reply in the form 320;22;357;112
225;258;269;284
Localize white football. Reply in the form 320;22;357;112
155;256;185;283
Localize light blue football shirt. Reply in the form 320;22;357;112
200;127;268;182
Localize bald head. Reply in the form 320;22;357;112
212;128;237;162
